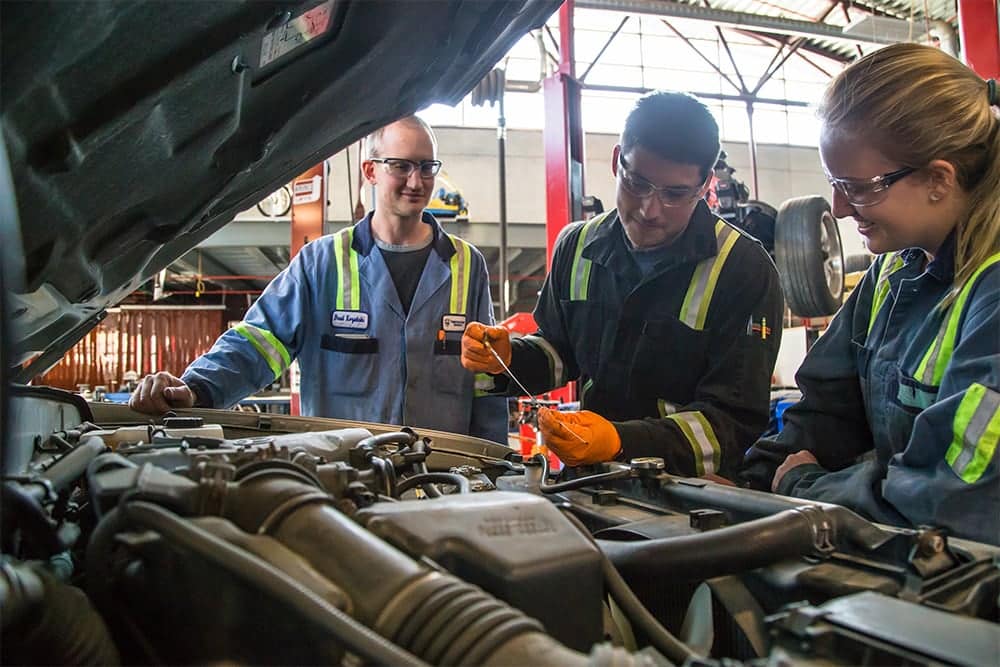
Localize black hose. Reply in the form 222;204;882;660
1;482;66;555
357;431;419;451
396;472;471;496
41;437;108;494
558;507;698;665
369;456;397;497
533;453;632;494
122;501;430;667
596;506;835;582
413;461;442;498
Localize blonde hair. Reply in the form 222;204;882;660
818;43;1000;306
365;115;437;159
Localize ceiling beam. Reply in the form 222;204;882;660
576;0;901;46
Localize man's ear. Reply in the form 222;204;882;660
361;159;377;184
611;145;621;178
925;159;958;202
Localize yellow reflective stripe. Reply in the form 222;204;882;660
568;212;612;300
947;383;1000;484
679;221;738;330
233;322;291;380
666;411;721;476
333;228;360;311
657;399;678;417
449;236;473;314
916;252;1000;386
474;372;495;397
868;252;905;334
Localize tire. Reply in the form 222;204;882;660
844;253;873;274
775;195;844;317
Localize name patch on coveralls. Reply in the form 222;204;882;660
332;310;369;329
442;314;467;332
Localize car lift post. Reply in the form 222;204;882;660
288;163;327;414
958;0;999;78
543;0;585;271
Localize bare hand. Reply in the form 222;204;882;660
772;450;819;493
129;372;196;414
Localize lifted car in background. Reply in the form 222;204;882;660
2;2;997;666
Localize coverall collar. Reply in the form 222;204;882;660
352;210;456;260
583;199;720;275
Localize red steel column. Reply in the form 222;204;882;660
288;163;326;414
958;0;999;77
542;0;585;270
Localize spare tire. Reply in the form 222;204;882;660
775;196;844;317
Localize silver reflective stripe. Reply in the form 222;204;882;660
336;229;357;310
568;212;612;300
917;317;950;385
951;386;1000;480
667;411;720;476
679;222;738;330
474;372;495;396
525;333;565;386
449;236;472;314
233;322;290;380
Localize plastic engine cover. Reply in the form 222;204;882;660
357;491;603;651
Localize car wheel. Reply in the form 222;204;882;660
775;195;844;317
844;253;874;274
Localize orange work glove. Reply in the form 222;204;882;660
537;408;622;467
461;322;511;374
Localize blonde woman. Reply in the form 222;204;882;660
742;43;1000;545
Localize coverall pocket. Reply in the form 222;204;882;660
432;353;467;396
321;334;378;396
630;316;709;399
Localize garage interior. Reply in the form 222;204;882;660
3;1;999;665
42;0;994;410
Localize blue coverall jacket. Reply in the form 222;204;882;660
182;212;508;444
743;234;1000;545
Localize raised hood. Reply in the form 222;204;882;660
1;0;558;380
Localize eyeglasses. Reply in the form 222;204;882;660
617;154;705;206
826;166;916;207
370;157;442;179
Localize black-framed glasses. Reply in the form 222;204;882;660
826;166;917;207
370;157;442;179
617;154;705;206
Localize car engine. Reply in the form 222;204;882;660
2;385;998;666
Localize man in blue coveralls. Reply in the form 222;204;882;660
130;116;507;444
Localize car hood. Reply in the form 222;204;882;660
1;0;557;380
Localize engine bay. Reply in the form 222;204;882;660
2;385;998;666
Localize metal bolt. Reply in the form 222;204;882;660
592;489;619;506
630;457;665;470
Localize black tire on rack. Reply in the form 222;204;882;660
774;195;844;317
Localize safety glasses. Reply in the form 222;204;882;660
370;157;442;179
826;166;916;207
617;154;705;207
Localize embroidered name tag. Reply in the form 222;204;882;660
442;314;467;332
332;310;369;329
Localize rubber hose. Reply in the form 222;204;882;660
533;453;632;494
1;482;65;555
396;472;470;496
597;507;832;581
123;501;429;667
414;461;442;498
357;431;418;450
0;561;120;665
559;508;698;665
41;436;108;494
